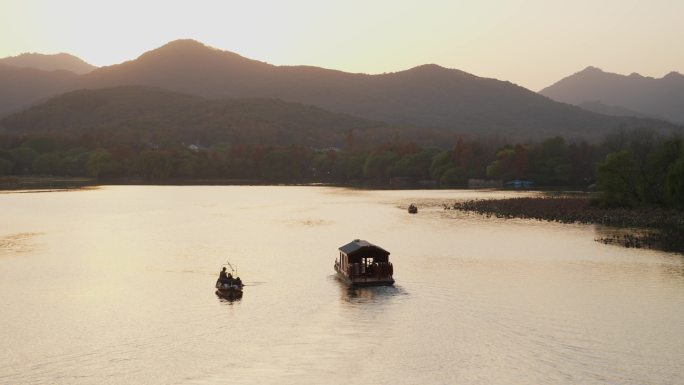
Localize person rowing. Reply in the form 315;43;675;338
218;267;230;284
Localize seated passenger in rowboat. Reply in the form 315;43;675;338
216;267;243;289
218;267;230;284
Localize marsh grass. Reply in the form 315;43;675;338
452;196;684;253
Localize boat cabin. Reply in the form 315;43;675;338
334;239;394;286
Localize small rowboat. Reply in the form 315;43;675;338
215;261;243;299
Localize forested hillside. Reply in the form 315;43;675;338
0;86;383;147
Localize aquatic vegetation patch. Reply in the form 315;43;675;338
0;232;42;254
451;197;684;253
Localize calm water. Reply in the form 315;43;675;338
1;186;683;385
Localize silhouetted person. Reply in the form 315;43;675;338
227;273;234;285
235;276;242;287
218;267;229;284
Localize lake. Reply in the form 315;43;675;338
1;186;683;385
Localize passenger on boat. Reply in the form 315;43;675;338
218;267;229;284
235;276;242;287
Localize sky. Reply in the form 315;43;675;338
1;0;682;91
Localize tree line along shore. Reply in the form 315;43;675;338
2;128;683;251
1;128;682;197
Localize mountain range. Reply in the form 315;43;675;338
540;66;684;124
0;52;96;74
0;86;461;148
0;40;680;142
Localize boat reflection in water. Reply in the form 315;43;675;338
339;283;404;304
215;289;243;303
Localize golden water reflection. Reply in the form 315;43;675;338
0;186;683;385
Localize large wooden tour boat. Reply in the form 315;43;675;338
334;239;395;286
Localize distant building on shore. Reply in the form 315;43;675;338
505;180;535;189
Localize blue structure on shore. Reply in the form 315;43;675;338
505;180;535;189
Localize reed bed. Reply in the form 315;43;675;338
451;197;684;253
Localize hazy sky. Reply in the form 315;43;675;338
1;0;682;90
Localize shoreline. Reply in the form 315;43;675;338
3;180;681;253
1;176;595;192
0;175;483;192
0;176;97;191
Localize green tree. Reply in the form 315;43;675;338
392;149;436;178
345;155;365;180
486;144;531;181
9;146;38;174
0;159;13;175
596;150;643;207
87;149;120;179
312;150;336;179
134;150;177;180
23;137;61;153
665;150;684;208
429;150;452;182
531;137;571;185
363;150;399;179
176;150;199;178
62;148;90;176
440;166;467;187
644;139;682;205
260;148;296;180
33;152;64;175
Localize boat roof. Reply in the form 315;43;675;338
339;239;390;257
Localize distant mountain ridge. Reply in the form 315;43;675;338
0;40;680;141
83;40;664;140
0;86;385;147
0;64;78;115
576;101;657;119
0;52;96;74
540;66;684;123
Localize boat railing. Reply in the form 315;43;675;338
343;261;393;279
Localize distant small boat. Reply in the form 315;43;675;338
408;204;418;214
334;239;395;287
215;262;243;299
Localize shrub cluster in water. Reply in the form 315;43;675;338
596;133;684;209
452;196;684;252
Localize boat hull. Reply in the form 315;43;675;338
215;282;243;299
334;264;395;287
